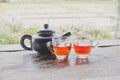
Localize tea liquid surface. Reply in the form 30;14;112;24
74;44;91;55
53;46;71;55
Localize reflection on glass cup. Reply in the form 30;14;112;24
54;58;69;67
47;36;72;61
75;57;89;65
73;37;97;58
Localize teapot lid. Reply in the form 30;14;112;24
37;24;55;37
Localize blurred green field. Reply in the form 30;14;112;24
0;1;119;44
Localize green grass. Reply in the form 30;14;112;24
0;2;117;44
0;23;112;44
0;23;41;44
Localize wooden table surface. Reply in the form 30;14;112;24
0;40;120;80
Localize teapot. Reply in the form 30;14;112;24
20;24;71;57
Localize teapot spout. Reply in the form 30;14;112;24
61;32;72;40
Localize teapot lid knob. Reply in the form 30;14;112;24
44;24;49;29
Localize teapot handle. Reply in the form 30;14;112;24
20;35;32;50
46;41;54;54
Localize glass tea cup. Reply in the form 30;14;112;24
47;36;72;61
73;37;98;58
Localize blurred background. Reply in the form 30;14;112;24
0;0;120;44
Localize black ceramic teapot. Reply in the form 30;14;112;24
20;24;71;56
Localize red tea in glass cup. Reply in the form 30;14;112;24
73;37;93;58
47;35;72;61
53;45;71;56
74;43;92;58
53;43;71;60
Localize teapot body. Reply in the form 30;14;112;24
20;34;54;55
20;24;56;57
20;24;71;59
32;35;52;55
